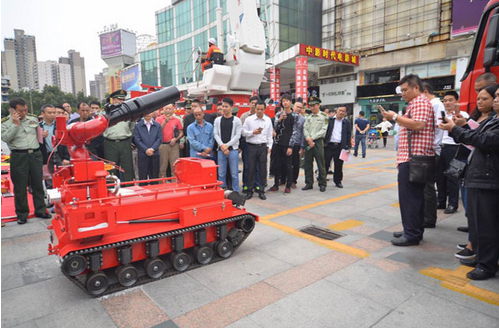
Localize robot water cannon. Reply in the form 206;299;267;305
55;86;181;160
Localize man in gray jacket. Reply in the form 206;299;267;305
214;98;242;191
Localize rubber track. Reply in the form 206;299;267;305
61;214;256;297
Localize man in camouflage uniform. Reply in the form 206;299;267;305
2;98;50;224
302;96;328;192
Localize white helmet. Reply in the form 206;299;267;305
208;38;217;45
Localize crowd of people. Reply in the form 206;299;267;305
2;72;498;281
380;73;499;281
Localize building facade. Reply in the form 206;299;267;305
37;60;58;90
139;0;323;88
89;72;106;101
1;29;39;91
67;50;87;96
321;0;474;124
1;76;10;104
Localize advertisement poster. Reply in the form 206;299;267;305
108;65;123;94
100;31;122;57
121;65;141;91
452;0;488;36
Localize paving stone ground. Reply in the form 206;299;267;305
2;138;498;328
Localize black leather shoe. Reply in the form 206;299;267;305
17;218;27;225
258;192;266;200
391;236;420;246
424;222;436;228
245;192;253;200
460;258;477;267
302;185;313;190
393;231;423;241
36;212;52;219
457;226;469;233
467;268;496;280
444;205;457;214
393;231;403;238
335;183;343;188
320;186;326;192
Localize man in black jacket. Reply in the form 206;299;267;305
40;104;70;188
324;106;352;188
439;85;499;280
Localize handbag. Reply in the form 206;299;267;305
407;110;435;184
443;145;471;179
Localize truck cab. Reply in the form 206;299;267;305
460;0;499;112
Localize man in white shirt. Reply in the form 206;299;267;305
324;106;352;188
242;101;273;200
437;91;469;214
422;82;446;228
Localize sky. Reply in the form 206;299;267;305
1;0;171;92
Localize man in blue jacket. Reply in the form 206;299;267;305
134;112;162;184
187;107;214;159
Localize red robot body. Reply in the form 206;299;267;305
47;86;258;296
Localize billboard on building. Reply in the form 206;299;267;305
100;31;122;58
452;0;488;36
121;64;141;91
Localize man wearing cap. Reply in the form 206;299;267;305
103;90;135;181
2;98;50;224
302;96;328;192
202;38;222;73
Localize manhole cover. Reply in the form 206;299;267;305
299;225;343;240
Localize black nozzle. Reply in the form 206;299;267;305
107;86;181;126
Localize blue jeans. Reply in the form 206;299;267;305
218;149;240;191
354;134;366;157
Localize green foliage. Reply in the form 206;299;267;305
1;85;99;117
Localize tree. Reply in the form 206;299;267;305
1;86;98;118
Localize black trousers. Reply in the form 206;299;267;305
292;145;301;184
382;131;388;147
424;180;437;226
10;150;46;219
467;188;499;274
247;144;268;192
273;144;293;188
436;144;460;208
138;155;159;185
398;162;426;241
324;143;343;185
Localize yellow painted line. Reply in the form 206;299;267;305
328;219;364;231
260;182;398;222
390;202;400;208
420;266;499;306
349;167;396;173
345;157;397;168
258;220;370;258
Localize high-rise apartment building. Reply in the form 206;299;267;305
1;29;39;91
89;72;106;101
37;60;58;90
67;50;87;96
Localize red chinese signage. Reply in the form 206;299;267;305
270;68;281;102
298;44;359;66
295;57;308;102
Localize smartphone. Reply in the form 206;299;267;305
440;111;447;122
